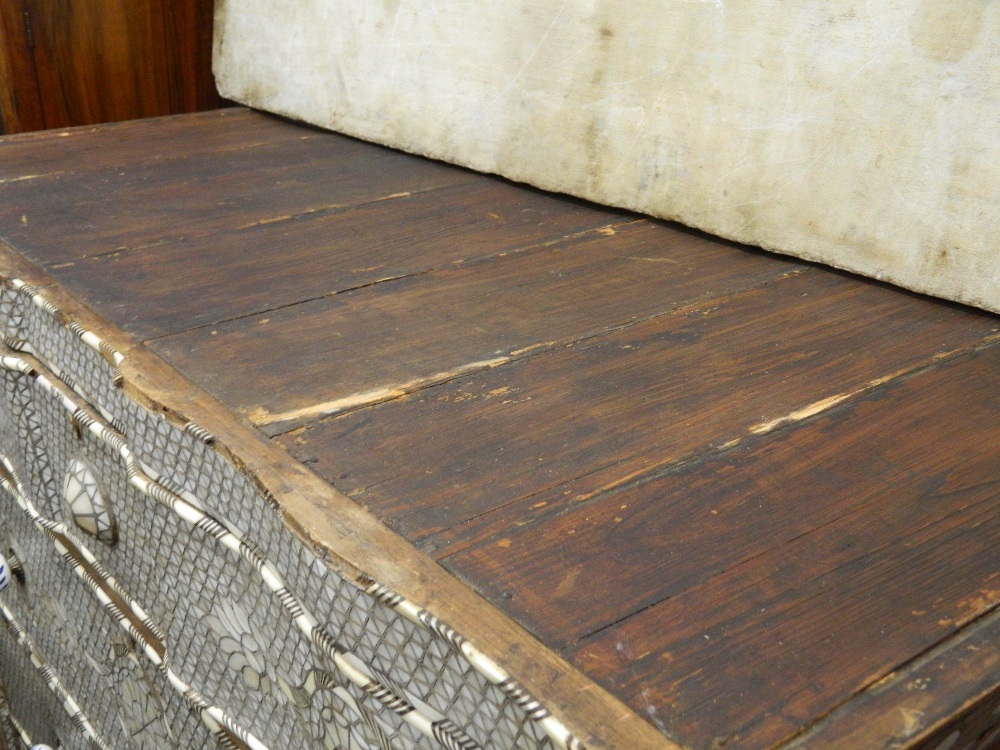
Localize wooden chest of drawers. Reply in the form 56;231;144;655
0;109;998;750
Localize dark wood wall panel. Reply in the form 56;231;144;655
1;0;220;134
0;0;46;133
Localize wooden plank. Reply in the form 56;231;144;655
42;177;631;340
445;336;1000;644
1;127;476;268
151;222;795;430
558;344;1000;750
273;271;999;546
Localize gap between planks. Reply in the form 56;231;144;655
254;263;809;436
39;177;468;267
577;330;1000;504
142;218;644;353
425;329;1000;559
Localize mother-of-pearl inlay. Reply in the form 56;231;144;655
64;458;117;545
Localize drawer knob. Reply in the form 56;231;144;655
0;549;22;592
64;458;117;545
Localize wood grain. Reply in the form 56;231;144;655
152;222;796;429
0;109;635;339
562;345;1000;750
447;337;1000;643
45;178;629;341
0;0;45;133
274;271;999;545
20;0;220;130
0;109;296;176
0;114;478;268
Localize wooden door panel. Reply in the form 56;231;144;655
1;0;219;133
0;0;45;133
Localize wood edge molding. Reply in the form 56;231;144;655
0;240;679;750
782;604;1000;750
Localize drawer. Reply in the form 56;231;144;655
0;447;216;750
0;622;69;749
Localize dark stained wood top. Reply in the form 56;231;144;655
2;108;999;750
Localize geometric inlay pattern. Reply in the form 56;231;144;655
64;458;117;545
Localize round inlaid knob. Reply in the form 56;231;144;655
0;549;23;591
64;458;117;545
31;745;56;750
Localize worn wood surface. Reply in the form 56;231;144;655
561;346;1000;749
1;110;999;749
152;222;795;431
786;606;1000;749
1;112;630;341
275;272;997;546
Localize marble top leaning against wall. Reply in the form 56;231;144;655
213;0;1000;314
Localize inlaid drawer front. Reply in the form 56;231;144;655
122;403;559;750
0;277;582;750
0;632;70;750
0;283;123;427
0;408;216;749
0;677;21;750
